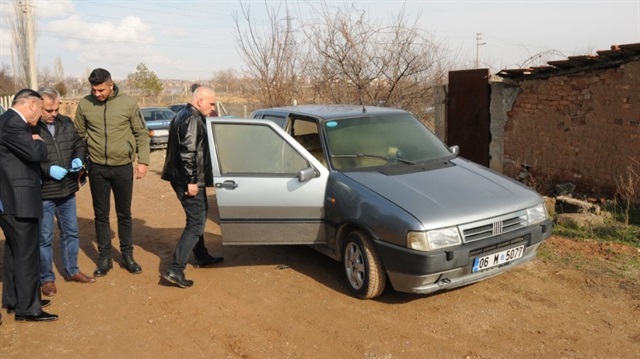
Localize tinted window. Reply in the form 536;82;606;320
213;123;308;175
142;109;175;122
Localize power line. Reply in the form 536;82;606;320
81;0;234;23
0;25;233;50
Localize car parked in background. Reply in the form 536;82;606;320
140;107;175;149
205;105;552;299
167;103;187;114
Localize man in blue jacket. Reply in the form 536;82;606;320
37;87;95;298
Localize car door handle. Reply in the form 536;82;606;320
215;180;238;189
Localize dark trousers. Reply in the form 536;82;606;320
168;183;209;273
1;215;42;316
88;163;134;258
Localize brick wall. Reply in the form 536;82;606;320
502;60;640;194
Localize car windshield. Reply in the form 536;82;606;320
324;113;452;169
142;109;174;122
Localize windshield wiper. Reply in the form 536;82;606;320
331;153;417;165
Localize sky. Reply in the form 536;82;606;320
0;0;639;81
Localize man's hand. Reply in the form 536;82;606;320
70;158;83;172
185;183;198;197
49;165;68;180
135;163;148;179
32;134;42;141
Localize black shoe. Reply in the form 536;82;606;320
15;311;58;322
5;299;51;314
193;255;224;268
94;258;113;277
121;254;142;274
163;271;193;288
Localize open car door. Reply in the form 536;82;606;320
206;118;329;245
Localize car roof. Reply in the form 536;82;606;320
141;107;173;111
256;104;409;121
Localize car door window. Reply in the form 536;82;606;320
213;123;309;175
260;115;287;128
291;119;326;167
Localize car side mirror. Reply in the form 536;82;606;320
298;167;317;182
449;145;459;156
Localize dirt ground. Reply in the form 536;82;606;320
1;150;639;358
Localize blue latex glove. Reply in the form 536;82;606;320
70;158;83;172
49;165;68;180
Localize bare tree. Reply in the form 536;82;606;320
9;0;37;88
67;68;93;98
232;0;450;121
40;65;53;87
232;1;305;107
303;2;449;120
212;69;241;94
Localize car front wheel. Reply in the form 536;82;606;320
343;230;387;299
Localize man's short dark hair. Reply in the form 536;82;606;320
12;88;43;105
88;68;112;85
190;83;201;93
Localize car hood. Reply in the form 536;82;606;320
343;158;543;229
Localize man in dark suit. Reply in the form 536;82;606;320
0;89;58;322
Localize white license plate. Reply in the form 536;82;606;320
472;245;525;272
153;129;168;136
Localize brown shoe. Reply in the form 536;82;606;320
41;281;57;297
63;272;96;283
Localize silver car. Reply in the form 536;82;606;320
206;105;552;299
141;107;175;149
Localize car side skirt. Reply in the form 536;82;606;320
220;219;327;245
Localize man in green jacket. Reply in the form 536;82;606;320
74;68;150;277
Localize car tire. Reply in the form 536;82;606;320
343;230;387;299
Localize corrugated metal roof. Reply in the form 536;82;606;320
497;43;640;79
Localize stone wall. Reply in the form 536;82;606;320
500;60;640;194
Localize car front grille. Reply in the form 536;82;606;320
459;211;527;243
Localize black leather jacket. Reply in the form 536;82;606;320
38;114;87;200
161;103;213;187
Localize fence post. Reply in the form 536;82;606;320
1;95;14;110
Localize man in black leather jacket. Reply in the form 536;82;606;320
161;86;223;288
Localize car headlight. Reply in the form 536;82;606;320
407;227;461;252
526;203;548;225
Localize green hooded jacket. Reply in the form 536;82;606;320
74;85;150;166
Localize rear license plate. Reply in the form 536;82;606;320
472;245;525;273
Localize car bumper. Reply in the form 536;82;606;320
150;135;168;149
376;219;552;295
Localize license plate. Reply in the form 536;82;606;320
472;245;525;273
153;129;168;136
